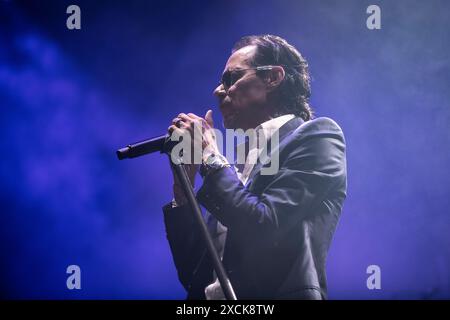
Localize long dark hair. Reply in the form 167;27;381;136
232;35;313;121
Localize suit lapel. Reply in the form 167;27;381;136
245;116;304;187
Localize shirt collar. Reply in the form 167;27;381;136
251;114;296;149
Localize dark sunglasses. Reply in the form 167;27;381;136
220;65;277;90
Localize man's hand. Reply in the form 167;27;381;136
168;109;219;205
168;109;219;160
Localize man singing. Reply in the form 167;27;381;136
163;34;347;299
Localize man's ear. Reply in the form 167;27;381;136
265;66;285;91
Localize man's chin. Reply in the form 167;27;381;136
222;120;233;130
222;117;237;130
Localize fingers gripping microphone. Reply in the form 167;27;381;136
117;109;215;160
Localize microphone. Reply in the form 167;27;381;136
116;134;177;160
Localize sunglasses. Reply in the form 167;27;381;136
220;65;277;90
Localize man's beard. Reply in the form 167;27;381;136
222;105;262;130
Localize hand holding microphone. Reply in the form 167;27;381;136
116;109;220;205
168;110;218;205
116;109;217;161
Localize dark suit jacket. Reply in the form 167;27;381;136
162;116;347;300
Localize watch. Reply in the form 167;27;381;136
200;152;231;178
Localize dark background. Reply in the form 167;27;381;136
1;0;449;299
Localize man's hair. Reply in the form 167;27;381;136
232;34;313;121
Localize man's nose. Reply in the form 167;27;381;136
213;83;227;98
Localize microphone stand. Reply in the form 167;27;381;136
117;135;237;299
162;142;237;300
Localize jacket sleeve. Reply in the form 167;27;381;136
196;122;347;234
162;203;207;291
